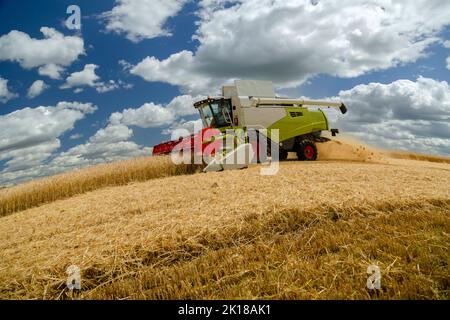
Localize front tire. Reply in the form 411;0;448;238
296;140;318;161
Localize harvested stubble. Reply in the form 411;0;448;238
1;138;448;218
0;156;201;217
0;157;449;300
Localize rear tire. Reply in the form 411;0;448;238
296;140;318;161
279;149;288;161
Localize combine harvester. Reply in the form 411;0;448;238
152;80;347;172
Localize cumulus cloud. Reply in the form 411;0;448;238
161;118;203;139
50;124;144;169
95;80;120;93
61;64;100;89
130;51;222;95
0;101;97;184
165;94;205;117
38;63;65;80
0;76;17;103
27;80;49;99
61;64;129;93
0;101;96;154
130;0;450;94
331;77;450;156
41;124;150;181
49;140;152;174
100;0;188;42
447;57;450;70
0;27;84;77
90;124;133;144
109;94;204;128
110;103;175;128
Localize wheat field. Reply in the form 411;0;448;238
0;140;449;300
0;156;201;217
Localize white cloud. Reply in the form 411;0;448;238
122;82;134;90
332;77;450;156
27;80;49;99
118;59;132;70
42;124;149;180
447;57;450;70
110;102;175;128
0;76;17;103
162;118;203;139
61;64;127;93
90;124;133;144
55;101;97;114
38;63;65;79
0;27;84;77
130;51;221;95
165;94;206;117
69;133;83;140
95;80;120;93
131;52;191;83
109;94;204;128
61;64;100;89
0;101;97;184
0;101;96;154
100;0;188;42
49;141;151;174
130;0;450;94
0;140;60;173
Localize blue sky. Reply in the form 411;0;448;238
0;0;449;185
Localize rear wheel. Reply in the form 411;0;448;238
279;148;288;161
296;140;318;161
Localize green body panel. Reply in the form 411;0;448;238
267;107;328;142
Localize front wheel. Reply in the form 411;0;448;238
296;140;318;161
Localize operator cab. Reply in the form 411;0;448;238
194;98;232;128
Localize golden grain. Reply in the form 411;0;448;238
0;141;449;300
0;156;201;217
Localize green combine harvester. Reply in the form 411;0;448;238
152;80;347;171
